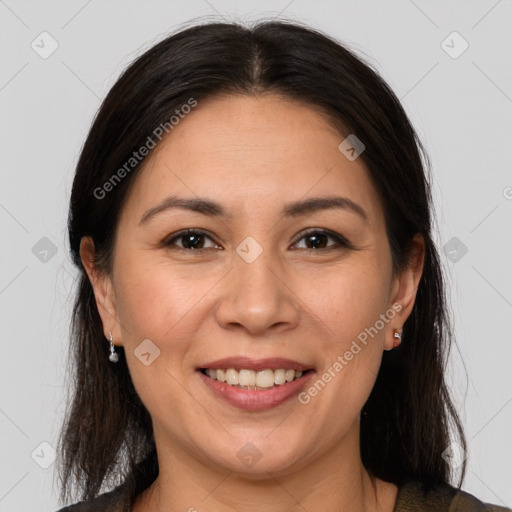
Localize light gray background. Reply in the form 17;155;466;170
0;1;511;510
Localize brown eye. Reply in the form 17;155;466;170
163;228;351;252
164;229;220;250
292;229;351;251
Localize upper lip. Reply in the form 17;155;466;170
198;357;313;372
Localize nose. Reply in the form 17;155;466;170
215;247;300;335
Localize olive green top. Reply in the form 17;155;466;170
56;480;512;511
394;481;511;512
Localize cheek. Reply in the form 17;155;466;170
114;259;198;417
309;259;391;404
301;258;390;400
114;253;206;337
113;254;221;381
308;259;391;341
299;271;388;434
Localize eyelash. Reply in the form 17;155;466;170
162;228;352;252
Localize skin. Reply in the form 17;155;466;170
81;93;425;512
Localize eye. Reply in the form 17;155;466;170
162;228;351;252
291;229;351;251
163;229;221;250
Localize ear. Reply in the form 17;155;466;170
80;236;123;347
384;233;425;351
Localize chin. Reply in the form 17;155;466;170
204;443;306;478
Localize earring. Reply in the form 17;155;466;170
392;329;402;349
108;331;119;363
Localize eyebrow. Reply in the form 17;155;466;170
139;195;368;225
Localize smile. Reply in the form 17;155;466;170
197;367;315;411
200;367;308;390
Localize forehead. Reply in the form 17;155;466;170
121;94;385;229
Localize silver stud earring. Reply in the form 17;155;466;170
108;331;119;363
392;329;402;349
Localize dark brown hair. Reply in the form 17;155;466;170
56;18;467;509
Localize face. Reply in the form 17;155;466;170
82;94;423;478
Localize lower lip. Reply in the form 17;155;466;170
198;370;315;411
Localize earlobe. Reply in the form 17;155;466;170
384;326;402;351
79;237;121;344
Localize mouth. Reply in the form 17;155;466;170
198;367;314;390
196;357;316;411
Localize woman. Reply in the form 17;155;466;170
55;19;511;512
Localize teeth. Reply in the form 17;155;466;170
274;369;286;385
225;368;239;386
239;369;255;387
203;367;306;389
256;369;274;388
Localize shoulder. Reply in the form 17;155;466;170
450;487;512;512
54;482;127;512
395;481;511;512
